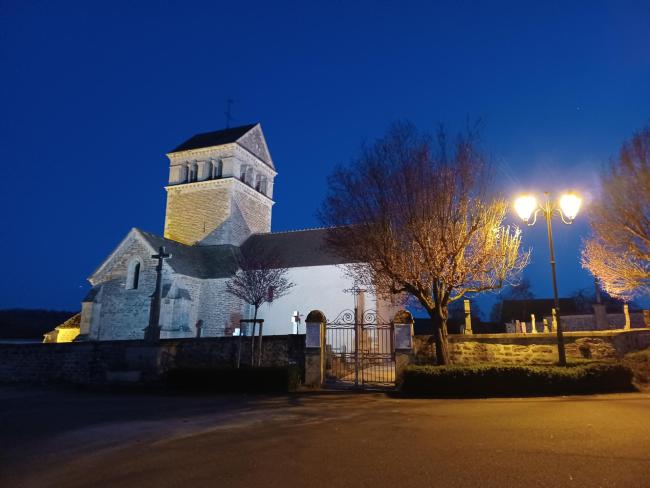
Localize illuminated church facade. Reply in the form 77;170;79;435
78;124;395;341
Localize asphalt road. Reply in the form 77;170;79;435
1;386;649;488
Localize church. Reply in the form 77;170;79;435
78;123;395;341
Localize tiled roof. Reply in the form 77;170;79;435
138;230;239;279
169;124;257;153
135;227;351;279
240;228;352;268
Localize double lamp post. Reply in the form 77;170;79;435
513;192;582;366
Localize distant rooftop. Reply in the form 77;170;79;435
169;123;257;153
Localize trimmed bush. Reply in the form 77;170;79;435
623;348;650;388
165;366;301;393
400;363;635;397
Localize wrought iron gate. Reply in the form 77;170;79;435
324;309;395;389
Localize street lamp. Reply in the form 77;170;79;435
513;191;582;366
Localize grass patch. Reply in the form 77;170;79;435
165;366;301;393
400;363;635;397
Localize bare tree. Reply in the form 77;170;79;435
582;126;650;300
226;247;295;367
320;122;529;364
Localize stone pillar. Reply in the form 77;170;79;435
531;314;537;334
543;318;550;333
463;300;473;335
624;304;631;330
593;303;608;330
393;310;414;385
304;310;326;388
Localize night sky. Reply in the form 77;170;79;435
1;1;649;314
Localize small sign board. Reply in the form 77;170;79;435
394;323;413;350
305;323;321;348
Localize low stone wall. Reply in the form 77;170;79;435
0;335;304;385
414;329;650;365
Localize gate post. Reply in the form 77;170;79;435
393;310;414;385
304;310;326;388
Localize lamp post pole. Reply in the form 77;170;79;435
542;195;567;366
515;191;581;367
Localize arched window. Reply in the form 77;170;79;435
126;259;142;290
213;160;223;179
240;165;248;182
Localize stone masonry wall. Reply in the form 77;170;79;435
164;179;234;245
413;329;650;365
0;335;305;386
89;236;168;341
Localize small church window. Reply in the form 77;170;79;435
126;260;141;290
213;160;223;179
188;163;198;182
240;165;248;182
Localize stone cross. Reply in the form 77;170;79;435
144;246;171;343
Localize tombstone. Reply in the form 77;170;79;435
463;299;473;335
531;314;537;334
551;308;558;332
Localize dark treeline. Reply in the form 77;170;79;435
0;309;76;339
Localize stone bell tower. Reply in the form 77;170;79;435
163;123;276;246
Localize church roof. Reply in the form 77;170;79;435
241;228;351;268
169;124;257;153
136;227;351;279
138;230;240;279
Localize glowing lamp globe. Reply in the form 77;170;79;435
559;193;582;221
514;195;537;222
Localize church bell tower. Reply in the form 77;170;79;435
163;123;276;246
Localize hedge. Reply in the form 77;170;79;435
623;348;650;387
400;363;635;397
165;366;301;393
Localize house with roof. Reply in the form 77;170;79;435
78;124;395;341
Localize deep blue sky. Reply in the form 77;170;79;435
1;0;649;314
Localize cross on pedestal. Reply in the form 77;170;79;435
144;246;171;342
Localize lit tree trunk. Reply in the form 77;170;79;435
431;302;450;365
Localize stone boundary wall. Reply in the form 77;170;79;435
0;335;304;385
414;329;650;365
